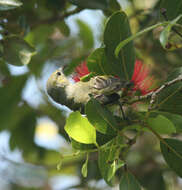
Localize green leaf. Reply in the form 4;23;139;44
82;153;89;177
159;15;182;50
115;22;167;58
120;172;141;190
25;24;54;46
139;170;166;190
157;67;182;114
9;105;37;156
107;159;125;181
0;0;22;10
108;0;121;12
107;160;116;181
98;148;122;185
122;124;150;133
103;0;121;16
71;139;96;150
96;132;116;146
71;132;116;150
55;21;70;37
76;19;94;50
85;98;118;135
63;56;88;76
160;0;182;22
0;74;28;130
69;0;109;10
65;111;96;144
87;48;112;75
104;11;135;80
3;36;36;66
157;112;182;133
147;115;176;134
160;138;182;177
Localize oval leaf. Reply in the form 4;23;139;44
85;98;118;135
104;11;135;80
87;48;109;75
157;111;182;133
157;67;182;114
3;36;36;66
160;138;182;177
65;111;96;144
0;0;22;11
120;172;141;190
147;115;176;134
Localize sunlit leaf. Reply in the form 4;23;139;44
65;111;96;144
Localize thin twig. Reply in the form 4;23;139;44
123;74;182;110
125;92;153;105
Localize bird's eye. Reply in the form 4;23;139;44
56;72;61;76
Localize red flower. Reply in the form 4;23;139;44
73;60;157;95
72;61;90;82
131;60;157;95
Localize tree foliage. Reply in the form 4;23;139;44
1;0;182;189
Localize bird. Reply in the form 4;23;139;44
46;67;127;112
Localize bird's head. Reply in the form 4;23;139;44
46;67;70;104
47;68;69;90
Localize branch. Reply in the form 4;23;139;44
125;92;153;105
149;74;182;109
31;7;83;28
123;74;182;110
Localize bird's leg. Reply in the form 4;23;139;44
118;101;126;120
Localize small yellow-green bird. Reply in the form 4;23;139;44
46;68;126;111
